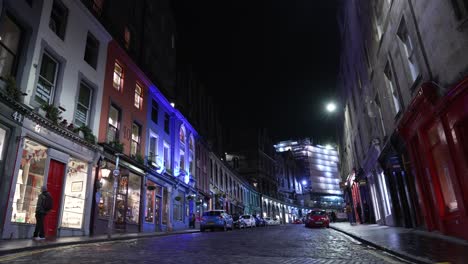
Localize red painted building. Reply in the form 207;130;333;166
398;78;468;240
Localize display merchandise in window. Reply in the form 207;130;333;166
11;139;48;224
61;158;89;229
126;173;141;224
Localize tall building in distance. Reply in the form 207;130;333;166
274;139;343;209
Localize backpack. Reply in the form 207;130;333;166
42;193;53;211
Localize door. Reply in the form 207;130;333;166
45;159;65;237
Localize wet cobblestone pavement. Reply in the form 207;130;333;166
0;225;407;264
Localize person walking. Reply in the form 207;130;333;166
330;211;337;223
33;186;52;241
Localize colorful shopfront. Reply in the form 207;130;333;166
398;79;468;240
5;115;99;239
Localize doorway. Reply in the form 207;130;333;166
45;159;65;238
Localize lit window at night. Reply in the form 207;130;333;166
113;62;123;91
134;83;143;109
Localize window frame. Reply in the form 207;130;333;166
113;61;124;91
84;32;99;69
35;51;59;105
130;122;141;157
151;99;159;124
0;14;23;79
107;104;120;143
49;0;68;40
134;83;143;109
74;80;93;127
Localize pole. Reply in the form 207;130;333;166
107;153;121;239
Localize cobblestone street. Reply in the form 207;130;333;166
0;225;407;264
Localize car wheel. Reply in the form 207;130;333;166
223;223;227;232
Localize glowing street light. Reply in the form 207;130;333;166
326;102;337;113
302;180;307;186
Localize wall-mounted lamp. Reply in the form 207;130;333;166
101;160;111;178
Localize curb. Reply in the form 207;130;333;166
0;230;200;257
329;226;432;264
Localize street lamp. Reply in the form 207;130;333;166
301;180;307;186
326;102;337;113
107;153;121;238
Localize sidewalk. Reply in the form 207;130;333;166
0;229;200;256
330;222;468;264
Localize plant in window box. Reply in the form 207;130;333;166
110;141;124;153
41;103;63;124
135;153;144;165
59;119;68;127
147;185;156;191
186;195;194;201
79;125;96;144
174;196;182;201
4;76;27;101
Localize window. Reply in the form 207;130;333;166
163;141;170;170
113;62;123;91
179;150;185;172
84;32;99;69
451;0;468;20
11;139;48;224
134;83;143;109
49;0;68;40
74;81;92;127
130;123;141;157
145;180;155;223
173;191;183;221
35;52;58;105
164;113;170;134
126;173;141;224
162;187;168;225
148;132;158;164
107;105;120;142
151;99;159;123
179;125;186;143
384;62;401;115
61;158;88;228
0;15;22;79
397;18;419;83
189;136;194;151
124;26;131;49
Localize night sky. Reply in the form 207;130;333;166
173;0;341;144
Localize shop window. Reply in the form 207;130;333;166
145;180;155;223
130;123;140;157
35;52;59;105
134;83;143;109
98;162;116;218
74;81;92;127
151;99;159;124
126;173;140;224
11;139;48;224
173;191;183;221
49;0;68;40
84;32;99;69
61;158;88;228
0;15;22;79
107;104;120;143
112;62;123;91
162;187;168;225
428;124;458;213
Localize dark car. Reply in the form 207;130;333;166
305;209;330;228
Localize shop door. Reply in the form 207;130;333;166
45;159;65;237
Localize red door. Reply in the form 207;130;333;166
45;159;65;238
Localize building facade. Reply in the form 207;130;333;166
338;0;468;239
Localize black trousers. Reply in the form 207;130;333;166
34;213;45;238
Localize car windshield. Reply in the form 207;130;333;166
203;211;222;216
264;217;271;220
310;211;326;216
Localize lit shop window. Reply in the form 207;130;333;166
145;180;156;223
126;173;141;224
61;158;88;229
11;139;47;224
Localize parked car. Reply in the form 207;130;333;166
254;215;267;227
232;214;246;229
200;210;234;232
240;214;256;228
293;218;303;224
305;209;330;228
264;217;280;226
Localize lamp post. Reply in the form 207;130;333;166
107;153;121;238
